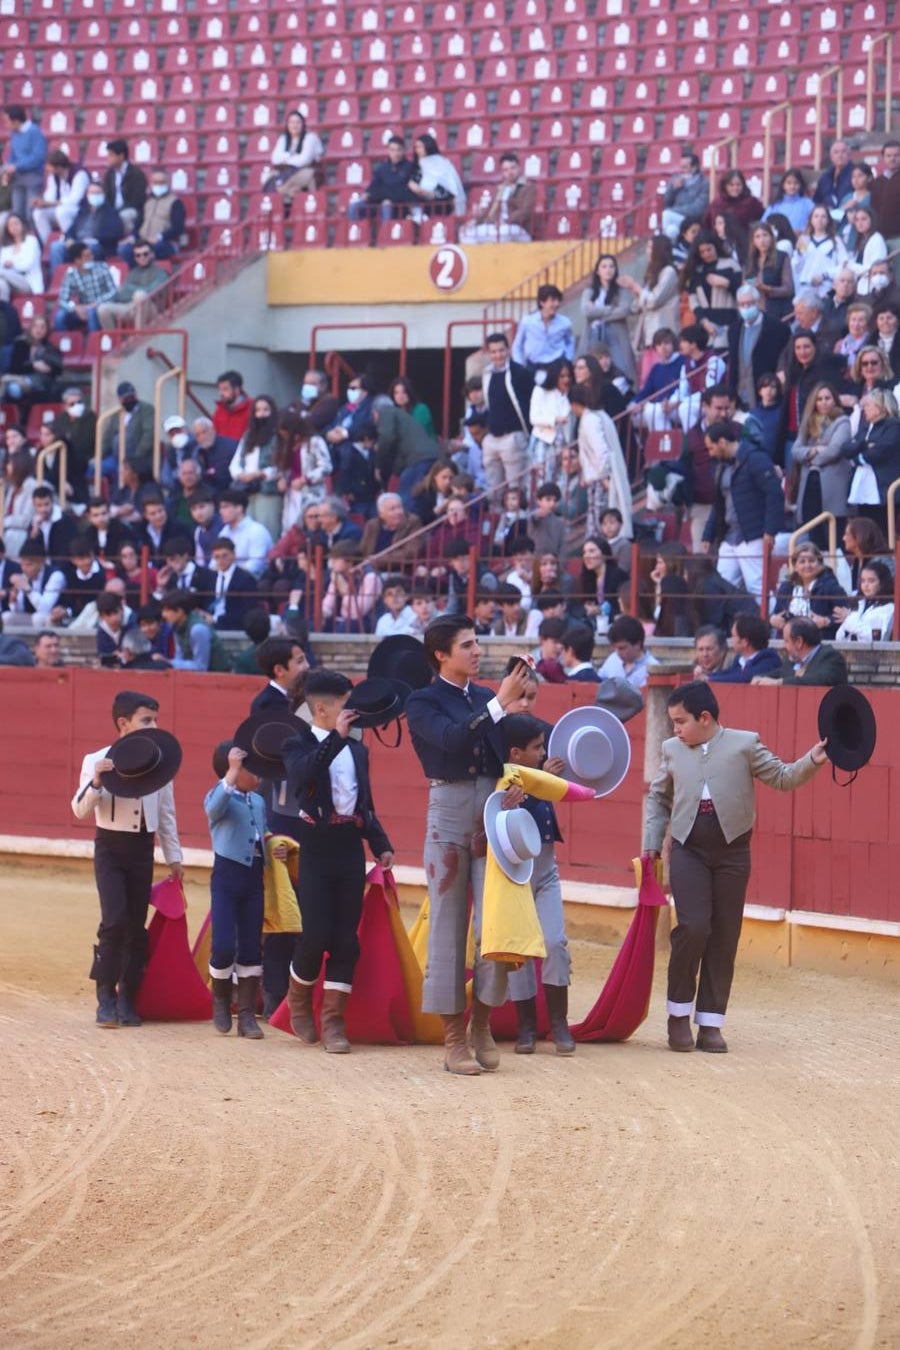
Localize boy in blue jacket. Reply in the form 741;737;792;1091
204;741;273;1040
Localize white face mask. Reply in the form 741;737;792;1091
870;274;890;291
346;388;364;405
69;402;85;419
87;194;104;209
171;432;189;450
151;184;169;198
301;383;319;402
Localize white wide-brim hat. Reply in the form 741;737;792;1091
483;792;542;884
547;705;632;797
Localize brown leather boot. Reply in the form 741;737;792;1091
287;974;318;1044
211;977;233;1035
696;1025;728;1053
667;1014;694;1052
320;988;351;1053
513;998;538;1054
545;985;576;1055
441;1013;481;1076
469;999;500;1072
236;977;264;1040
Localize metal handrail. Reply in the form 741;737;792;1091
762;100;794;204
813;65;844;172
93;406;125;496
323;350;356;397
153;366;186;483
147;343;210;418
866;32;894;133
707;136;739;195
35;440;68;503
309;322;408;374
788;511;838;566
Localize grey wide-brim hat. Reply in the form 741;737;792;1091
548;705;632;797
483;791;542;884
594;677;644;723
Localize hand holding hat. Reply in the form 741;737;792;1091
232;709;300;779
816;686;876;783
548;706;632;798
100;728;183;798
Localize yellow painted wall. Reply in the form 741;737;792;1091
267;241;573;306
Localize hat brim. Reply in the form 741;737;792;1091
817;685;877;773
594;677;644;724
100;728;183;798
346;677;412;729
547;705;632;797
367;635;433;690
233;709;301;779
483;791;536;885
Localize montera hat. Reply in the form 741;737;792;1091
100;728;182;798
594;677;644;724
346;676;411;729
817;685;876;780
367;634;433;691
548;705;632;797
233;709;300;779
483;791;542;884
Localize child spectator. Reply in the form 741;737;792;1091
632;328;683;432
409;585;434;632
525;590;566;641
96;590;131;667
528;482;566;559
533;616;567;682
504;535;535;608
561;625;599;682
492;483;530;555
599;507;633;573
321;541;382;634
374;575;417;637
493;584;528;636
598;614;658;691
205;742;270;1040
137;601;174;661
472;591;496;635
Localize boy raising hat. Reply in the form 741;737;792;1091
71;690;183;1028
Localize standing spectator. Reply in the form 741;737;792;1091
528;358;573;478
325;374;376;450
841;388;900;535
790;383;853;546
746;222;794;323
102;138;147;235
821;267;859;339
212;370;252;442
389;374;437;440
873;306;900;379
702;419;783;601
660;152;709;241
217;488;273;577
96;239;168;330
845;206;888;297
101;381;155;480
833;301;874;370
869;140;900;257
763;168;813;235
834;560;895;642
228;394;282;542
121;168;184;264
480;331;533;496
751;375;784;461
3;449;38;558
779;331;830;467
620;235;681;368
53;242;117;334
460;152;537;243
599;506;632;573
192;416;236;492
701;170;764;249
0;213;43;301
813;141;855;211
792;207;847;300
2;105;47;220
555;442;589;554
31;149;90;248
296;369;339;434
579;255;636;382
512;285;575;372
334;421;378;521
770;542;847;639
49;182;123;269
406;134;467;218
569;382;632;539
348;136;415;224
727;283;790;410
277;411;332;533
528;482;566;559
681;232;742;345
266;110;323;207
373;402;439;509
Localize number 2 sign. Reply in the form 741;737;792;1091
428;244;468;293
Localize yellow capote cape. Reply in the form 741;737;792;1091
263;835;302;933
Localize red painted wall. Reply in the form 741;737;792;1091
4;669;897;922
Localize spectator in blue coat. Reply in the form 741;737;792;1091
2;105;47;220
702;418;785;602
349;137;416;223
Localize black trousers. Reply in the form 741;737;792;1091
292;824;366;989
91;828;156;992
667;812;752;1026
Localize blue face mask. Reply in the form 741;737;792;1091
301;383;319;402
738;305;760;324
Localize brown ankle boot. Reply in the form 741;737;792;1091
469;999;500;1072
211;977;233;1034
236;977;264;1040
441;1013;481;1075
667;1014;695;1052
287;974;318;1044
696;1025;728;1053
321;988;351;1053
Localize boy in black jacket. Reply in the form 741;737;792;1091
281;669;393;1053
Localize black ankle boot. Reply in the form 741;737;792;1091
513;997;538;1054
116;988;142;1027
96;984;119;1028
211;977;233;1034
545;985;576;1055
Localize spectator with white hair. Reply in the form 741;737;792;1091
726;284;790;410
191;415;237;493
821;268;858;340
359;491;422;568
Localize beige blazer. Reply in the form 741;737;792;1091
643;726;821;851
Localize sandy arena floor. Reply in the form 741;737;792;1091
1;858;898;1350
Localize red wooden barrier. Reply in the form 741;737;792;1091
2;670;898;923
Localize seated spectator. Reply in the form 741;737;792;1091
96;240;168;330
296;368;339;434
524;589;566;641
192;415;236;493
684;554;757;630
321;540;382;633
0;613;34;666
599;507;632;574
598;614;657;691
212;369;252;442
83;495;133;561
692;623;728;679
33;628;64;668
0;533;21;608
533;615;567;683
762;168;813;235
579;255;636;383
407;133;466;219
160;589;230;671
120;168;184;264
48;181;123;269
837;511;896;592
411;459;455;527
427;495;481;563
792;206;847;300
389;375;437;440
754;615;849;686
471;591;496;635
108;461;156;529
632;327;684;431
167;458;204;531
530;550;574;611
701;169;764;247
265;110;324;207
647;543;696;637
661;151;709;241
218;488;272;577
230;606;276;675
873;305;900;380
771;542;847;639
120;625;170;670
319;495;362;550
31;149;89;249
572;534;628;630
61;539;105;617
834;301;874;368
503;536;535;608
512;285;575;372
53;242;117;334
492;583;528;637
493;483;530;555
158;416;198;493
460;153;537;243
349;136;415;223
3;449;37;558
325;374;377;450
116;540;154;604
706;612;783;683
0;315;61;407
137;600;174;661
2;104;47;220
443;537;496;615
822;268;859;340
189;488;223;565
374;575;418;637
360;491;421;568
834;559;895;641
845;205;887;297
27;483;76;559
409;585;434;633
0;212;43;302
561;625;599;682
209;535;258;630
154;536;215;607
8;538;66;624
528;482;566;559
103;138;148;236
96;590;132;668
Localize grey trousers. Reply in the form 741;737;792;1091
507;844;571;999
482;431;529;497
421;778;510;1015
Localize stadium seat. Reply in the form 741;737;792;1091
234;12;269;41
435;32;470;60
522;53;563;83
273;11;305;40
55;333;87;368
330;127;365;159
121;106;157;136
12;296;44;326
480;57;519;86
430;1;465;28
376;218;416;247
332;217;373;248
441;59;477;87
556;147;594;178
366;93;404;126
156;15;191;44
164;134;200;166
120;46;158;75
496;85;531;116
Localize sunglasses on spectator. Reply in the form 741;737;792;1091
860;358;881;366
134;250;152;259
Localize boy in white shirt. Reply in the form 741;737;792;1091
374;575;417;637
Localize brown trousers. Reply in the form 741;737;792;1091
667;811;751;1027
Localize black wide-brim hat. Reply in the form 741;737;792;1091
367;634;433;691
817;685;877;776
100;728;183;798
346;676;412;728
233;709;300;779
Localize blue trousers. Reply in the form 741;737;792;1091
209;854;264;978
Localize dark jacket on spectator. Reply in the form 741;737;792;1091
709;647;783;682
375;405;437;483
364;157;416;206
102;162;148;227
703;428;784;546
727;314;790;407
65;201;124;257
840;415;900;498
780;642;849;686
